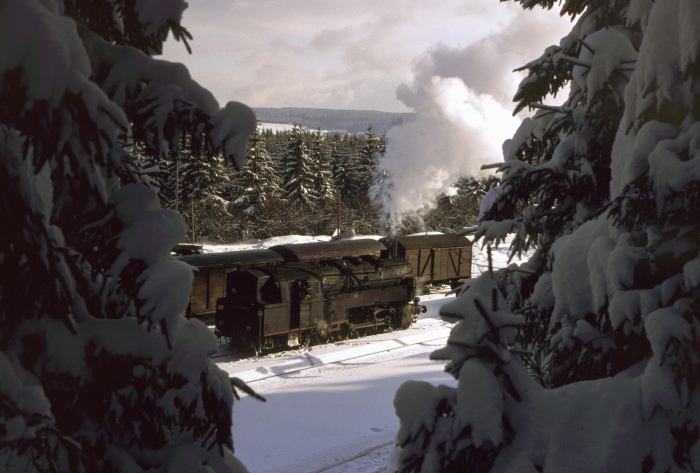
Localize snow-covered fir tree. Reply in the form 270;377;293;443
280;125;316;208
149;140;228;209
330;134;355;199
351;125;383;196
423;176;500;233
308;128;335;203
154;137;233;241
394;0;700;471
230;126;282;215
0;1;258;471
455;175;500;202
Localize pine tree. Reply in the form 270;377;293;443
331;133;356;199
394;1;700;471
423;175;499;232
230;126;281;215
146;135;233;242
177;146;232;242
261;126;288;163
0;1;258;471
308;128;335;203
455;175;499;201
475;0;638;385
280;125;315;208
351;125;382;196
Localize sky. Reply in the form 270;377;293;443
161;1;573;228
161;0;571;113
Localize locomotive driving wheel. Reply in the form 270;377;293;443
344;321;359;339
298;332;311;348
313;329;330;345
230;336;248;354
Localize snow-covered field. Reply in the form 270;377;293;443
224;295;456;473
205;234;528;472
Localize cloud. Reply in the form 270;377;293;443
161;1;527;111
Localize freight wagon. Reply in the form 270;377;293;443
383;233;473;290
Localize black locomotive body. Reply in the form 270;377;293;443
175;233;472;321
213;239;421;354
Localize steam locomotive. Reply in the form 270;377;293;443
175;233;472;322
210;239;423;355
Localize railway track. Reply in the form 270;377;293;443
297;441;395;473
263;439;395;473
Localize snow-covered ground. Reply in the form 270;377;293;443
205;234;529;472
223;295;456;473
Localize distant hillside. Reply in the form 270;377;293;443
252;107;415;136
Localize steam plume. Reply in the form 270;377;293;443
371;8;570;233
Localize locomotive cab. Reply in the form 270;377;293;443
215;269;283;352
214;267;326;353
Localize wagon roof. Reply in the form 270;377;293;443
396;233;472;250
176;249;284;269
270;238;386;262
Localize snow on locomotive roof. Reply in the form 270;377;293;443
395;233;472;250
270;238;386;262
176;248;284;269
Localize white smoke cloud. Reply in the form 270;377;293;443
371;7;571;233
372;78;519;230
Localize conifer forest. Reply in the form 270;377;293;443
141;124;496;242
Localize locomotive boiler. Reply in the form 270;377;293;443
213;239;423;355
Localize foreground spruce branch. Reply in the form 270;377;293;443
394;0;700;471
0;1;257;471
